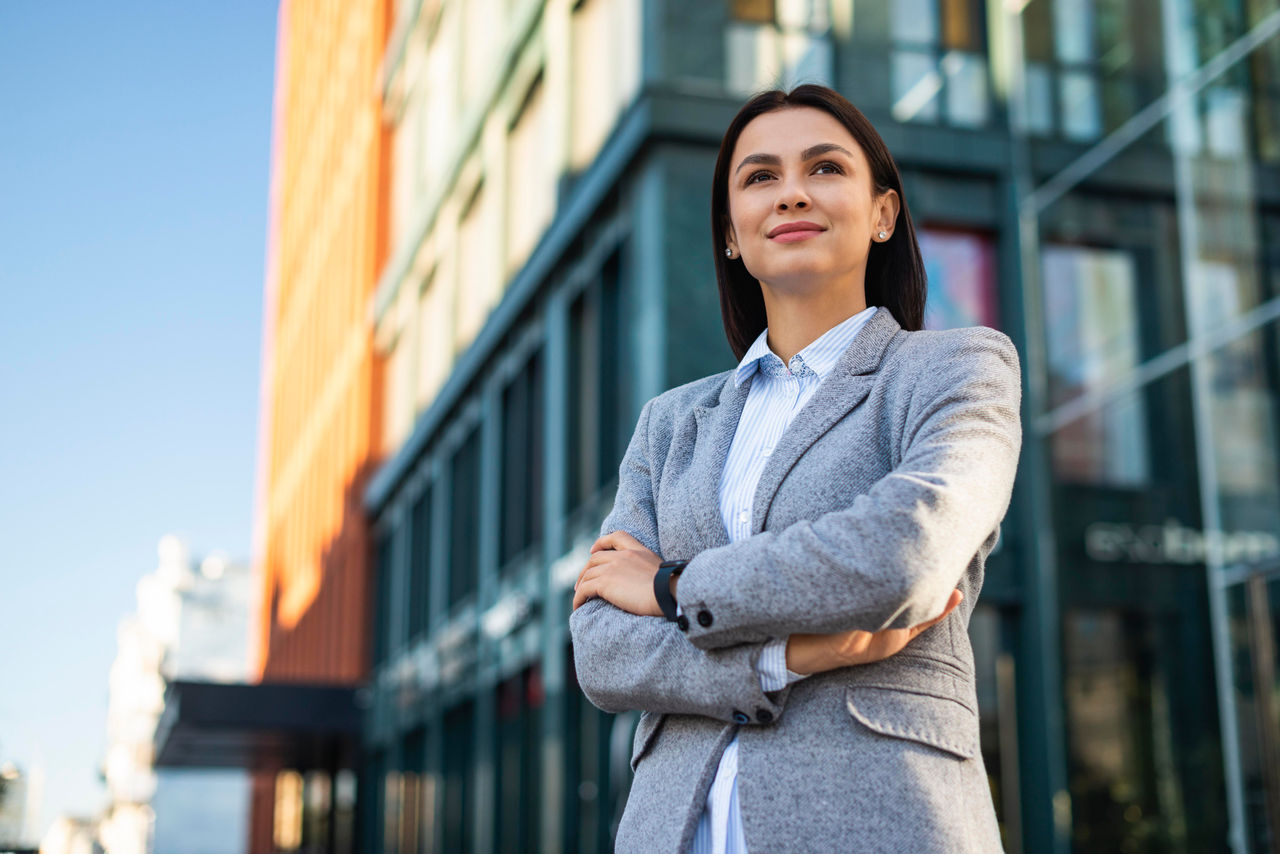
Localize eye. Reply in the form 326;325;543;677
813;160;844;175
744;169;774;185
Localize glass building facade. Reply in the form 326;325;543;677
359;1;1280;852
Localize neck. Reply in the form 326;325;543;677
759;277;868;364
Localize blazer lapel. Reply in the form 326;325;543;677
750;307;902;535
689;374;752;550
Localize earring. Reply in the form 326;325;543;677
725;247;733;258
877;230;887;240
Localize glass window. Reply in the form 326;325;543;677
1062;603;1226;852
408;486;432;641
1042;244;1149;485
373;531;394;667
500;350;545;569
400;728;429;854
564;644;634;854
919;227;999;330
494;665;544;853
891;0;988;126
566;251;627;525
969;606;1020;849
448;427;482;608
730;0;775;25
442;701;475;852
725;0;833;95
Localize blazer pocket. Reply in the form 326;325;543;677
630;711;665;772
845;685;979;761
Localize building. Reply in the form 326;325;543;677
150;2;391;850
245;0;391;850
102;537;252;854
0;762;34;850
360;1;1280;853
37;817;98;854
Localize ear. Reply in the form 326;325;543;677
873;189;900;238
723;217;739;256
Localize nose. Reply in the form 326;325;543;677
775;177;810;212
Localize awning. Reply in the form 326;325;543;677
153;680;362;770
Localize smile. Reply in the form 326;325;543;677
767;221;826;243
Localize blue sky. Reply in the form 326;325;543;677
0;3;277;836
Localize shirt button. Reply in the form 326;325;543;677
756;708;774;724
732;710;750;725
676;614;689;632
738;509;748;523
697;609;713;627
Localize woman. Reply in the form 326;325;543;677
569;84;1021;853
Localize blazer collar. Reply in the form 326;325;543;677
687;306;902;548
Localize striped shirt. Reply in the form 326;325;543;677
688;304;879;854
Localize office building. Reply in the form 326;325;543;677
362;1;1280;853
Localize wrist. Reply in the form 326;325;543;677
784;635;823;676
653;559;687;622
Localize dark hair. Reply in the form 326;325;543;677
711;84;927;360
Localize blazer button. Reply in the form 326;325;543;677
676;614;689;632
732;710;750;725
756;708;774;724
697;609;713;627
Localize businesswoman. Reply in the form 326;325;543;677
570;84;1021;853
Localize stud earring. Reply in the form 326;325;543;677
725;247;733;258
878;230;887;240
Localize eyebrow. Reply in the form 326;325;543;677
734;143;855;175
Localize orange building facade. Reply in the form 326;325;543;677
249;0;391;849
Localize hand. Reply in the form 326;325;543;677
786;590;964;675
572;530;665;615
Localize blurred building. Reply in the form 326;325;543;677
102;536;252;854
151;1;391;851
151;0;1280;852
37;817;99;854
0;762;33;849
361;1;1280;853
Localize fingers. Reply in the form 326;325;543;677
572;576;600;611
574;550;615;589
909;590;965;636
591;530;646;554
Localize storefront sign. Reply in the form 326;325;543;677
1085;518;1279;565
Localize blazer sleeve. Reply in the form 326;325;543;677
569;397;793;724
674;328;1023;650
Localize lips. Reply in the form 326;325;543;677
767;221;825;241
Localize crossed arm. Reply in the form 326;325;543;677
568;330;1022;721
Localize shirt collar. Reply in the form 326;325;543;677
733;305;879;388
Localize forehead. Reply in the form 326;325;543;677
732;106;865;165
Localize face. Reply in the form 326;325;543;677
724;106;899;294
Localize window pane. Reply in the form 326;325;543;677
408;487;431;640
501;351;544;568
442;702;474;852
919;228;998;330
449;428;481;607
892;50;942;122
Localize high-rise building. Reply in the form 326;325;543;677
151;2;391;851
361;2;1280;853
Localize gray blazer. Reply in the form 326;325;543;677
569;306;1021;853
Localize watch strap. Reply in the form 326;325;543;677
654;559;688;622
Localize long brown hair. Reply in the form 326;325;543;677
711;85;927;360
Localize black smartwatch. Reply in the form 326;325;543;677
653;559;688;622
